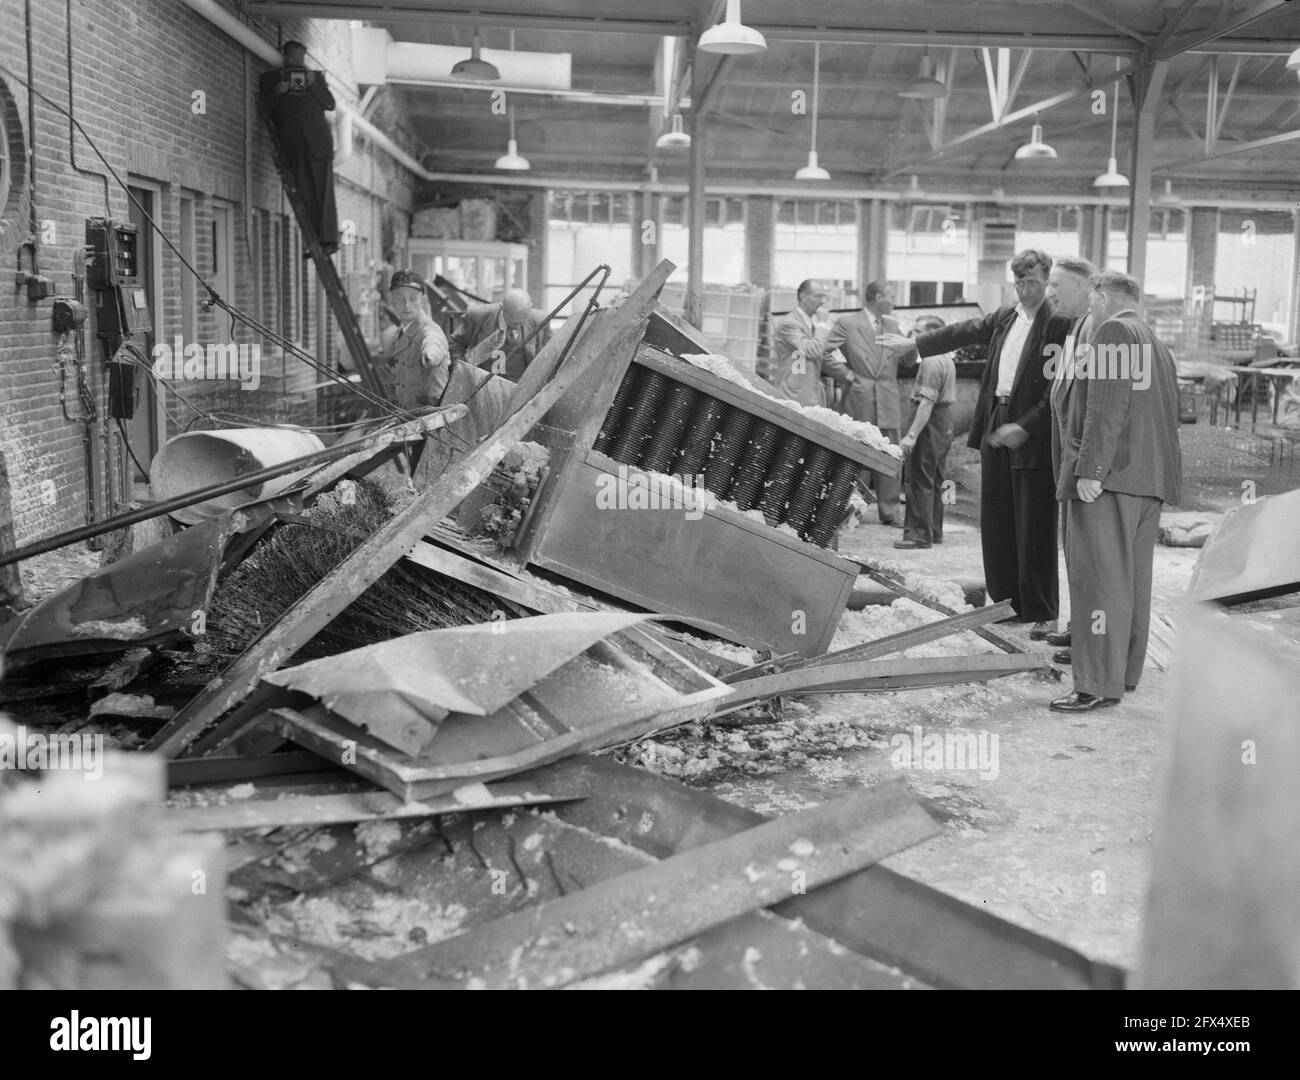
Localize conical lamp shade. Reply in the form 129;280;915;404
1093;156;1130;188
1014;122;1057;160
495;138;530;170
795;150;830;181
656;113;691;150
451;31;500;81
698;0;767;55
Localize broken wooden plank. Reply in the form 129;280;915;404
166;750;340;787
143;263;672;758
165;777;589;832
855;561;1026;655
88;647;161;697
784;600;1017;673
719;652;1044;707
365;778;937;988
1136;603;1300;989
538;755;1126;990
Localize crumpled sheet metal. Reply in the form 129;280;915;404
0;512;241;667
261;611;656;755
1189;485;1300;604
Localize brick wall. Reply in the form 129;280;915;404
0;0;419;546
745;196;773;287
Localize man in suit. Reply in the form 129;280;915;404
1042;256;1098;657
885;250;1071;632
770;279;854;407
825;282;910;525
450;289;551;382
1049;271;1183;713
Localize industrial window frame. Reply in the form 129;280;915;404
0;77;27;259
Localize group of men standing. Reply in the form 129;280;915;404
771;250;1183;714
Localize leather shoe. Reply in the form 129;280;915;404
1049;692;1120;712
1125;684;1136;692
1052;649;1072;664
882;519;905;528
1045;630;1071;647
1029;621;1052;640
893;539;931;549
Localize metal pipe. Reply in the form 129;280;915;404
0;411;463;568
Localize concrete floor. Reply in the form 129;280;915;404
705;495;1207;974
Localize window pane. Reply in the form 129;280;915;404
774;197;859;292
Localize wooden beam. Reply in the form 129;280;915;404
143;265;672;758
719;653;1044;706
784;600;1017;672
165;777;587;831
359;780;939;989
854;563;1029;655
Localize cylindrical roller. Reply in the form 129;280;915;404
806;455;861;546
702;406;753;498
759;432;811;525
608;368;670;464
727;419;783;511
639;381;700;474
593;366;639;455
783;444;834;536
675;395;728;478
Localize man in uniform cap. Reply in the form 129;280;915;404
387;270;451;411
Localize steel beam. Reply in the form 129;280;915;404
1160;126;1300;168
883;63;1136;178
1062;0;1158;47
1127;60;1170;282
245;4;1299;55
695;54;736;116
1153;0;1294;59
686;44;707;329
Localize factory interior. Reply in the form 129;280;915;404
3;0;1300;1008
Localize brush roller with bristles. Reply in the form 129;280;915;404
639;381;701;474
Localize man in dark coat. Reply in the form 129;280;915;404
450;290;551;382
886;250;1071;632
1049;270;1183;712
259;41;339;254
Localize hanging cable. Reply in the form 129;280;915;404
0;56;407;425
